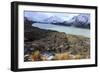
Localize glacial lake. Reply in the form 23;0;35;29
32;23;90;38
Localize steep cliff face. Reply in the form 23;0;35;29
24;20;90;61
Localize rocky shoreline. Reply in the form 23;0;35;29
24;23;90;62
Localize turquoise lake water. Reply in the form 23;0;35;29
32;23;90;38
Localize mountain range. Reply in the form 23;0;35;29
24;14;90;29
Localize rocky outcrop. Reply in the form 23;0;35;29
24;21;90;61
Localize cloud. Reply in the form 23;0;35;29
24;11;89;23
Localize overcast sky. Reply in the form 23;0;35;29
24;11;80;21
24;11;90;23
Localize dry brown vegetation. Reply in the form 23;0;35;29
24;23;90;62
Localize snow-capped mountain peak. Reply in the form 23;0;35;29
44;16;64;23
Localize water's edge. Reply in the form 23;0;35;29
32;23;90;38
